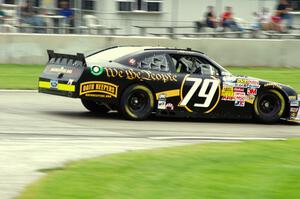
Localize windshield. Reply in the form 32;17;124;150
86;47;145;63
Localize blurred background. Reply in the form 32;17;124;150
1;0;300;67
1;0;300;35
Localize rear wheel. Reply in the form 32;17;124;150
254;89;286;123
120;84;154;120
81;99;110;114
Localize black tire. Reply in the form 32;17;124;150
120;84;154;120
254;89;286;123
81;99;110;114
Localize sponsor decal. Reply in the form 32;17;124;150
156;89;180;99
222;96;235;101
223;76;236;82
290;107;299;113
234;83;248;88
80;81;118;98
264;83;282;89
237;78;248;84
221;86;234;98
50;67;73;74
289;96;297;100
50;80;58;89
157;94;167;110
290;100;299;107
166;103;174;111
248;80;260;88
234;92;246;101
246;95;255;100
247;88;257;95
291;112;297;118
223;82;235;87
128;58;136;65
105;68;177;83
90;65;104;76
234;87;244;92
235;100;245;107
67;79;74;85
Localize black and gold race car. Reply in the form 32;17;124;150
39;46;299;123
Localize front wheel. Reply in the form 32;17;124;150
81;99;110;114
120;84;154;120
254;89;286;123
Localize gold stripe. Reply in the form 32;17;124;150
39;81;75;92
178;75;193;113
156;89;180;100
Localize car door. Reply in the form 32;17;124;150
170;53;222;115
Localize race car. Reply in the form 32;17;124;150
38;46;299;123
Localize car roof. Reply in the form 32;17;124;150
86;46;204;58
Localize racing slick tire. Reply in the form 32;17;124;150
254;89;286;123
81;99;110;114
120;84;154;120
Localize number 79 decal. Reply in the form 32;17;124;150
179;77;220;112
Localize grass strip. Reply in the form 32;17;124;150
18;139;300;199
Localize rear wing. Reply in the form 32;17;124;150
47;50;87;68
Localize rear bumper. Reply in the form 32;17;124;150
38;80;77;98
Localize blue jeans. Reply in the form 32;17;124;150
223;20;243;31
281;13;293;27
23;16;45;27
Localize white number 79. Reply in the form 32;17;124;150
180;77;219;108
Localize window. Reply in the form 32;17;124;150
82;0;95;10
4;0;15;4
288;0;300;11
170;54;219;76
137;54;170;72
145;0;161;11
56;0;95;10
117;0;134;11
116;0;162;12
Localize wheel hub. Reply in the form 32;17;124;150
259;94;280;115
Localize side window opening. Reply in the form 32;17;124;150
170;54;219;76
137;54;170;72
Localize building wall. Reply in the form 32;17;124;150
94;0;277;35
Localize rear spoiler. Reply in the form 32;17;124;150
47;50;87;67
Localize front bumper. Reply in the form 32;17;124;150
286;95;300;123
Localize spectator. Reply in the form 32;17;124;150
270;10;285;32
20;0;45;31
0;6;5;18
58;1;74;28
205;6;218;29
276;0;293;29
221;6;243;31
253;8;271;30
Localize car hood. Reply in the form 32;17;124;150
223;75;298;99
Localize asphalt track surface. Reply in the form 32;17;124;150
0;90;300;199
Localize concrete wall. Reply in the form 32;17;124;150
0;33;299;67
